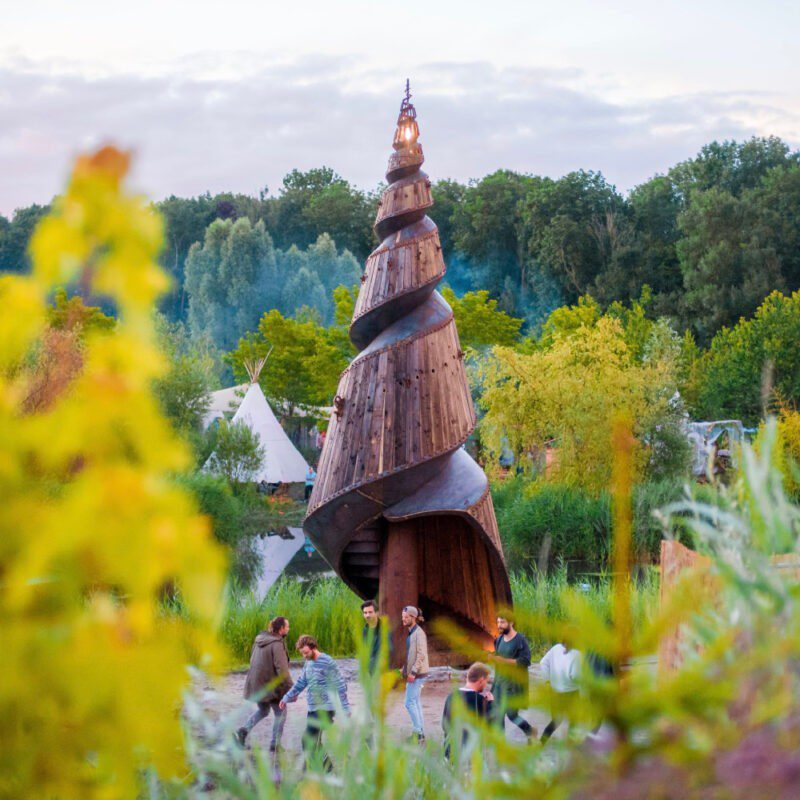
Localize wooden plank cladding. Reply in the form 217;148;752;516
353;232;445;323
374;174;433;231
304;87;512;652
387;144;424;178
417;515;501;633
467;488;504;559
308;316;474;508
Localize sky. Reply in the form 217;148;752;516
1;0;798;216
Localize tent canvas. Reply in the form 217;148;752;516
205;382;311;484
202;383;247;429
253;528;307;599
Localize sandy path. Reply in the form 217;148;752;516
192;660;550;754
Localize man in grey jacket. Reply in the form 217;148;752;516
401;605;429;744
235;616;293;751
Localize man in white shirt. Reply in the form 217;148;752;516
539;642;581;742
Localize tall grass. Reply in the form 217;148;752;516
222;570;660;662
221;579;363;662
510;564;659;657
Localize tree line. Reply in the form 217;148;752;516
3;137;800;346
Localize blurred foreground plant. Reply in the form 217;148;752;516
171;417;800;799
0;147;225;798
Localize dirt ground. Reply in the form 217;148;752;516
192;660;551;755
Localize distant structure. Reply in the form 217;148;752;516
304;83;511;663
204;360;310;485
202;384;248;430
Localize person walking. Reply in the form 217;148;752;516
539;641;581;742
236;616;293;752
442;662;494;760
304;465;317;501
280;635;350;771
491;616;536;739
361;599;393;675
401;605;429;744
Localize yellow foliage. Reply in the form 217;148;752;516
0;147;225;798
480;316;679;490
756;407;800;499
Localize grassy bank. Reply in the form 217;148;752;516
221;569;659;663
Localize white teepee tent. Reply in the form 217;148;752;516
217;381;310;483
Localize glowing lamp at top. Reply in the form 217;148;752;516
392;79;420;150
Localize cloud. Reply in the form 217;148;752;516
0;54;797;215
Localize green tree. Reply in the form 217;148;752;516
276;234;361;324
520;170;629;305
206;419;265;484
595;175;683;314
428;179;466;259
228;309;347;415
152;316;215;438
47;288;116;336
328;285;359;360
454;170;537;309
695;290;800;424
441;287;523;349
668;136;798;200
156;194;217;321
678;187;785;343
481;312;688;490
302;181;375;259
747;165;800;289
281;266;329;322
176;472;263;584
306;233;362;295
269;167;374;259
0;204;50;273
184;218;278;350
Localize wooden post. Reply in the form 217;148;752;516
379;519;419;667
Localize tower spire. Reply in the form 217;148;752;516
304;89;512;666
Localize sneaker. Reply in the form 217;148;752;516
416;734;426;746
234;727;248;748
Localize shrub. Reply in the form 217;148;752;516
493;475;695;570
205;419;265;483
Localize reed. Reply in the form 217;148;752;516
221;570;660;662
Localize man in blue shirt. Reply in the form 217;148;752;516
280;634;349;771
304;466;317;501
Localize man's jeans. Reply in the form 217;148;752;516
303;709;335;772
243;700;286;750
404;677;427;734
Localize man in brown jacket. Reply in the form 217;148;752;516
235;616;293;751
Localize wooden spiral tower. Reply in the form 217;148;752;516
304;83;512;664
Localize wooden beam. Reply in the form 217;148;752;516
379;519;419;667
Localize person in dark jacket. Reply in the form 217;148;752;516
490;616;536;739
442;662;494;760
235;616;293;751
361;599;393;674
